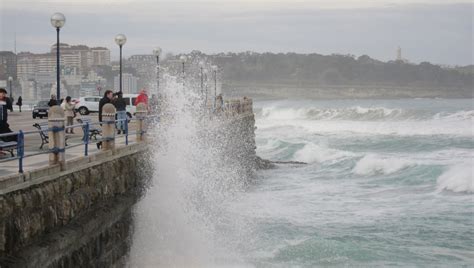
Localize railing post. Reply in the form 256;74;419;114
48;106;66;170
84;122;89;156
125;114;129;145
101;103;116;151
135;103;147;142
17;131;24;173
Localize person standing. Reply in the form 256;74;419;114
63;96;76;134
99;90;114;123
16;96;22;112
97;90;114;149
0;88;16;143
48;94;58;107
134;89;148;107
113;92;127;134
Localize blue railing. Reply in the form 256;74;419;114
0;115;157;174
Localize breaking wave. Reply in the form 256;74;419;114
352;154;415;175
292;142;354;164
437;163;474;193
259;106;474;122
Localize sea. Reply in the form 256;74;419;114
129;95;473;267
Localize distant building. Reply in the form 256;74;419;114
91;47;111;66
50;43;111;74
114;73;138;94
0;51;17;80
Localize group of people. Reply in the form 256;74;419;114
1;86;152;154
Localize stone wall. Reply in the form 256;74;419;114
0;143;151;267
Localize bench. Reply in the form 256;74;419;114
33;122;69;149
77;118;102;141
0;140;17;157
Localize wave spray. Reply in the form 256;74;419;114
128;74;253;267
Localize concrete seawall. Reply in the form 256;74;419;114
0;108;257;267
0;143;152;267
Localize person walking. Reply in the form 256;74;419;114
0;88;16;144
63;96;76;134
48;94;58;107
113;92;127;134
16;96;22;112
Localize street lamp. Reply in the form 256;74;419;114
51;12;66;104
7;76;13;100
211;65;218;108
203;68;209;107
115;34;127;93
153;47;162;94
199;61;205;95
180;55;187;87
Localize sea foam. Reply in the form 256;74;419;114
437;163;474;193
352;154;414;175
292;143;353;163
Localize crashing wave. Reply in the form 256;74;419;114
436;163;474;193
258;106;474;122
352;154;415;175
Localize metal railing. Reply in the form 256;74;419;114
0;115;156;174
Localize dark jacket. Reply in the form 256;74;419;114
48;98;58;107
98;96;111;122
16;97;22;106
113;96;127;112
0;97;13;125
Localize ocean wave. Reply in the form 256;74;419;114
292;143;354;164
352;154;415;175
436;163;474;193
259;106;473;122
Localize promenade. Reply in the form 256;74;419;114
0;111;140;178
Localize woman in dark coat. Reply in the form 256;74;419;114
16;96;22;112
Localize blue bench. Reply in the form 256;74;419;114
0;140;17;157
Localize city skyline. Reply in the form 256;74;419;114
0;0;472;66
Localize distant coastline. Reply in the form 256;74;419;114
223;82;473;100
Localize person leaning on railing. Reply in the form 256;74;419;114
0;88;17;143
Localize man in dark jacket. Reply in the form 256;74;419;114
48;94;58;107
112;92;127;134
98;90;114;122
0;88;16;142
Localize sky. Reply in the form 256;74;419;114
0;0;472;66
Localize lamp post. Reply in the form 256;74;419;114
203;68;208;107
179;55;187;88
199;61;205;95
153;47;162;94
115;34;127;93
8;76;13;100
211;65;218;108
51;12;66;104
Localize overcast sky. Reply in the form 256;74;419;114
0;0;472;65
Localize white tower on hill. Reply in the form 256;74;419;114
396;46;402;61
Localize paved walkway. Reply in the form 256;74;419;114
0;111;141;177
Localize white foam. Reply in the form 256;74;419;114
292;143;353;163
353;154;414;175
437;163;474;193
